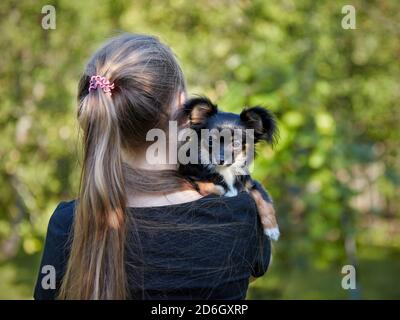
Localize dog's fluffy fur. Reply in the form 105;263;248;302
177;97;280;240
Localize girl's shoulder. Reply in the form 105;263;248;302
48;192;259;229
48;200;76;236
131;191;259;226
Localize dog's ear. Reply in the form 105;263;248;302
240;106;278;145
183;97;218;125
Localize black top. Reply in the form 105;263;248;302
34;192;271;300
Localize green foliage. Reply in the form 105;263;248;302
0;0;399;299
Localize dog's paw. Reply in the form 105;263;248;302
197;182;225;196
264;227;280;241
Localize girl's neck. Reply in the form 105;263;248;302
127;189;203;208
122;149;176;171
122;147;203;207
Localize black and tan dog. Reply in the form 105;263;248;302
177;97;280;240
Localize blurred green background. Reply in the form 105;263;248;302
0;0;399;299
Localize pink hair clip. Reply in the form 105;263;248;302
88;75;115;96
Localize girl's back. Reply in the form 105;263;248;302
34;192;270;300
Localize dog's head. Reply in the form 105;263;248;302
180;96;278;170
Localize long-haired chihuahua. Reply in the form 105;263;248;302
177;96;280;241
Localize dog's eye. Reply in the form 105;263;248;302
232;140;242;149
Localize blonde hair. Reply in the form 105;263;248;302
58;34;186;299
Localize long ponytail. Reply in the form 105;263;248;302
59;88;127;299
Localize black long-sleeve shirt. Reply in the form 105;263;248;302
34;192;271;299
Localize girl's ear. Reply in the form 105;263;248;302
183;96;218;125
240;106;278;145
175;90;187;112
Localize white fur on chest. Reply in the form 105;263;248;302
216;166;238;197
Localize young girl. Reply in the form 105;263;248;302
34;33;271;300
